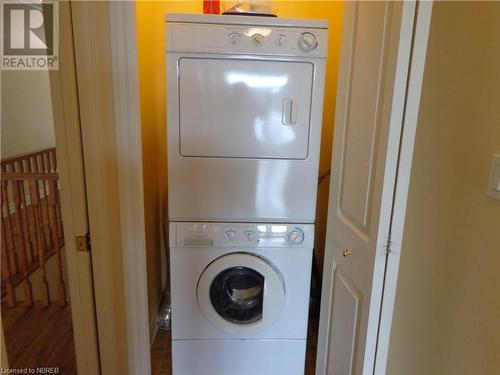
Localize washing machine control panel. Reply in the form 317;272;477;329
172;222;314;248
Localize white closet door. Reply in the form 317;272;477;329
316;1;432;374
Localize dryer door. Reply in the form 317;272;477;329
197;253;285;336
178;58;314;159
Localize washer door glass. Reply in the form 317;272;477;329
197;252;285;336
210;266;264;324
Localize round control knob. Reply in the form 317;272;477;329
252;33;264;46
288;228;305;245
277;34;286;46
298;32;318;52
228;32;241;45
225;229;236;241
244;230;255;241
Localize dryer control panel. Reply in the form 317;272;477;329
166;22;328;58
171;222;314;248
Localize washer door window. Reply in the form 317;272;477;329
210;266;264;324
197;253;285;336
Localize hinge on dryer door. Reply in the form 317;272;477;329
385;233;392;255
76;232;91;252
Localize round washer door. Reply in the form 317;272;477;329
197;252;285;336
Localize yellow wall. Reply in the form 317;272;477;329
387;2;500;373
136;1;343;328
136;0;201;333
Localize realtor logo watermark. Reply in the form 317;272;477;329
1;0;59;70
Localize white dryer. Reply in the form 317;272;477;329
166;14;328;223
169;222;314;374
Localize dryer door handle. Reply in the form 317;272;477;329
282;98;298;125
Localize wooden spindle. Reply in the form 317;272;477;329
1;181;19;276
31;157;49;257
41;181;53;251
48;179;67;307
50;149;57;172
25;157;39;264
20;160;36;264
21;185;35;265
49;151;64;244
39;155;53;252
28;178;50;307
10;180;33;307
1;220;16;307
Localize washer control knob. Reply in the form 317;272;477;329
225;229;236;241
244;230;255;241
298;32;318;52
252;33;264;46
277;34;286;46
288;229;305;245
228;32;241;45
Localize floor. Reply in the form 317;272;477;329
2;302;77;374
151;300;320;375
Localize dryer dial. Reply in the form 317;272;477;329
252;33;264;46
228;32;241;45
277;34;287;46
298;32;318;52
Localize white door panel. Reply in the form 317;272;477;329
179;58;313;159
316;1;426;374
326;265;362;375
339;3;387;233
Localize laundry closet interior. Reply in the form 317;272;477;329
136;1;343;373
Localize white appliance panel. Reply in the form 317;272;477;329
166;14;327;224
170;246;312;340
172;339;306;375
179;58;313;159
167;54;325;222
166;20;328;58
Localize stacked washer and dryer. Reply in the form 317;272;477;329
166;13;328;375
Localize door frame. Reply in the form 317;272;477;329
49;2;101;373
51;1;433;374
69;1;151;374
373;2;433;372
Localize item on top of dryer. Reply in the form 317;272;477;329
204;0;220;15
222;0;276;17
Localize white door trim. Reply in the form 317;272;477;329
374;2;433;372
70;1;150;374
108;2;151;373
49;2;100;373
362;1;418;371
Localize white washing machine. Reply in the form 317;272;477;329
169;222;314;374
166;13;328;223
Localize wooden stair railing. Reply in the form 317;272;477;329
1;148;66;307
